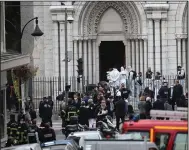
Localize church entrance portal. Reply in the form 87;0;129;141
99;41;125;81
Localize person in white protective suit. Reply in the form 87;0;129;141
135;72;143;98
109;68;121;88
128;66;136;97
119;66;127;87
154;72;162;101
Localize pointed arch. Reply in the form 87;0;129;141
74;2;147;36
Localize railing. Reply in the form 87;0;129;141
30;75;188;113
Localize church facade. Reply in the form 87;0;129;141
21;1;188;84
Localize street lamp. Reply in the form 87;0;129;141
65;8;73;106
5;17;43;39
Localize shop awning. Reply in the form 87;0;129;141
1;51;30;71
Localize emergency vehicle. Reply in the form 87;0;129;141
121;110;188;150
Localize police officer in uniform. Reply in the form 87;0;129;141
158;82;169;103
39;97;53;127
28;119;38;143
38;122;56;143
17;118;28;145
120;83;131;100
6;114;19;147
65;99;78;125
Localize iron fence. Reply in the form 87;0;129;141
30;75;188;113
31;76;88;112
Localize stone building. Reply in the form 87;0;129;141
21;1;188;85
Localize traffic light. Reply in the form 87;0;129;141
77;77;80;83
77;58;83;75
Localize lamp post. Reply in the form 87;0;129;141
5;17;43;39
5;17;43;112
64;8;73;106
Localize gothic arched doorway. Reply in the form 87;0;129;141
99;41;125;81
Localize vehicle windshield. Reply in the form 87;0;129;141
125;131;150;140
67;136;81;145
42;145;66;150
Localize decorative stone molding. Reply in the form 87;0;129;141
83;1;139;35
175;33;188;39
49;6;74;22
144;3;169;20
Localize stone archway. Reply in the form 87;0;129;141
81;1;141;35
73;2;147;83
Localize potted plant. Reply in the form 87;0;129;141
11;65;38;111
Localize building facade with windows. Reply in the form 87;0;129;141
1;2;30;143
19;1;188;84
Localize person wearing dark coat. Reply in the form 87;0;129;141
153;95;165;110
87;99;96;128
144;97;152;119
158;82;169;102
115;98;126;131
106;97;114;119
95;99;108;122
146;67;153;79
153;95;164;120
172;80;183;110
78;101;89;126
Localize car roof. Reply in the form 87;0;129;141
69;131;100;136
2;143;40;150
41;140;75;147
124;120;187;129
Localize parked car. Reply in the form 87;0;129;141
67;131;102;147
41;140;82;150
2;143;41;150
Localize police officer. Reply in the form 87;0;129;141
158;82;169;103
38;122;56;143
17;118;28;144
120;83;131;100
6;114;19;147
39;97;53;127
65;99;78;125
28;119;38;143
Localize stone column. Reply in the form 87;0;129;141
177;38;182;66
126;39;131;67
92;39;96;84
131;40;135;69
67;22;73;78
143;39;148;73
83;39;88;84
135;39;139;72
78;39;82;58
59;21;65;85
88;39;92;84
182;39;186;70
73;40;77;91
52;21;59;77
154;19;161;73
147;19;154;72
161;20;168;75
140;39;144;73
73;40;78;76
96;43;100;82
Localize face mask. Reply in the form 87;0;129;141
20;121;24;124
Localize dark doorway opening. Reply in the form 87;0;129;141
99;41;125;81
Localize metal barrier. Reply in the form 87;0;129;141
30;75;187;112
31;76;88;112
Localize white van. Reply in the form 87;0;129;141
83;139;158;150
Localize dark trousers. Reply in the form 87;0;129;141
41;118;52;127
116;115;125;131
